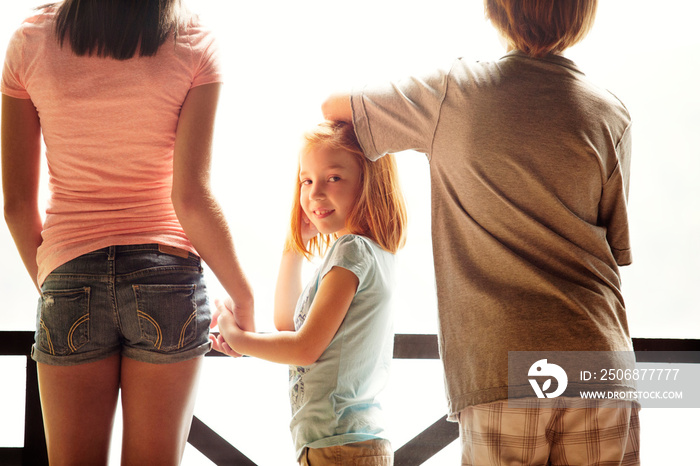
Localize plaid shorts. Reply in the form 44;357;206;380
458;398;640;465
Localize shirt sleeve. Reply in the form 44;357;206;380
188;23;223;88
350;65;450;161
599;122;632;266
320;235;373;287
1;27;31;99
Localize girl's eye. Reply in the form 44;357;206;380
328;176;340;182
301;179;311;186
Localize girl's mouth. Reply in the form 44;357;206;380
313;209;334;219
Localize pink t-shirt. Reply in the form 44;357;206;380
1;8;223;285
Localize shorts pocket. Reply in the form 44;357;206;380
37;287;91;356
132;284;198;351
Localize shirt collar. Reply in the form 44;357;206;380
501;49;583;75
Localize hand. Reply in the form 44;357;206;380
209;298;244;357
228;295;255;332
300;212;319;245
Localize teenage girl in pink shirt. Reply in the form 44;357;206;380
1;1;252;463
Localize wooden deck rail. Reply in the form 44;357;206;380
1;331;698;465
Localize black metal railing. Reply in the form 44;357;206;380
1;331;698;466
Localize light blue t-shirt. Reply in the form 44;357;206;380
289;234;396;459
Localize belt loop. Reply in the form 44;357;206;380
107;245;116;260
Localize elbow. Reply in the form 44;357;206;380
274;314;295;332
320;97;334;120
171;188;193;214
321;93;352;122
290;338;324;366
4;198;35;225
4;204;17;224
171;184;210;218
275;321;294;332
292;348;321;367
171;196;191;221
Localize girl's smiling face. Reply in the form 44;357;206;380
299;148;362;237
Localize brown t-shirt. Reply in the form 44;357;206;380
352;51;634;418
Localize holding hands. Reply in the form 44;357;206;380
209;216;314;359
209;297;251;357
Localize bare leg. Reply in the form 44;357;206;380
37;354;121;466
119;356;204;466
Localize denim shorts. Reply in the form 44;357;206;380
32;244;212;366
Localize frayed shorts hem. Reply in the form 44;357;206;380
31;345;121;366
122;340;212;364
31;340;212;366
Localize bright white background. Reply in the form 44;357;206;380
1;1;698;464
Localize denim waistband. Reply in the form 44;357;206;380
84;244;196;260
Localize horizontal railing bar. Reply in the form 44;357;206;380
2;331;699;466
0;331;34;356
393;334;440;359
632;338;700;362
3;331;699;361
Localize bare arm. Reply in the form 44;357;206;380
215;266;358;366
171;83;254;330
321;93;352;122
273;215;319;331
273;250;304;331
2;95;43;293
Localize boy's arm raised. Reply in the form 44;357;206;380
216;266;358;366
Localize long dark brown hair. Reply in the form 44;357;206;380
48;0;185;60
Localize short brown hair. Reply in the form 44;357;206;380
484;0;598;57
286;121;407;258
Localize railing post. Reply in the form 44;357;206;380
23;355;48;465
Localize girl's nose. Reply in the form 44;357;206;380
309;183;325;200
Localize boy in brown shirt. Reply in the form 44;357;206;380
323;0;639;464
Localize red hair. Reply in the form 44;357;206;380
285;121;407;258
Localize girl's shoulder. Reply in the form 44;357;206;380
330;234;376;255
320;235;376;285
15;5;56;31
174;12;219;53
6;6;56;54
324;234;376;265
178;11;214;37
325;234;393;270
